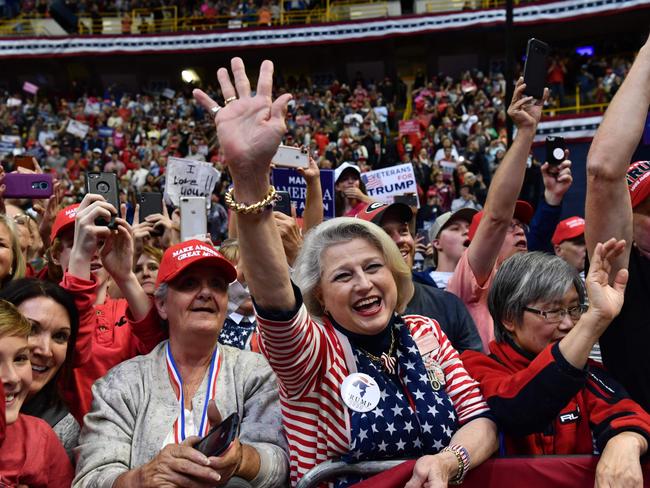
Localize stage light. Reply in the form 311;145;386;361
181;69;200;84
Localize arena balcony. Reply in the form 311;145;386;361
0;0;647;59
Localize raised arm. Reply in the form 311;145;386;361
297;155;324;232
193;58;294;311
467;78;547;284
585;35;650;276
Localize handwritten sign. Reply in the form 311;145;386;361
66;120;90;139
271;168;335;219
360;163;417;205
164;157;221;208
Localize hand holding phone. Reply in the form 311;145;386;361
194;412;240;458
85;172;119;228
545;136;566;166
272;145;309;169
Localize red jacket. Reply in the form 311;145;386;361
61;272;165;423
462;339;650;455
0;414;74;488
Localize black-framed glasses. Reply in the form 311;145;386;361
523;305;587;323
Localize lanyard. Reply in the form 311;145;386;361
165;342;221;443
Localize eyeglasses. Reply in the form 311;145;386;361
507;220;529;234
523;305;587;323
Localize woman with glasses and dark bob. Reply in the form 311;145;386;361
463;242;650;487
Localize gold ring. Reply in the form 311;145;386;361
224;96;237;105
210;105;221;116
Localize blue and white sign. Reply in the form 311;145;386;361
360;163;417;205
272;168;335;219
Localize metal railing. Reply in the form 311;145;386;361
542;85;611;116
0;13;56;36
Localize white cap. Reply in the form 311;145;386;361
334;162;361;183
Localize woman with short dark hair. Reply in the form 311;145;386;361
463;244;650;487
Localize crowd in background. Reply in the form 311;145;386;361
0;33;649;488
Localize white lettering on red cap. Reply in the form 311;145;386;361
171;244;219;262
65;208;77;218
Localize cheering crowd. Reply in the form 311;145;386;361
1;34;650;488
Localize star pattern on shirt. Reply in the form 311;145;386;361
218;317;257;350
338;317;460;485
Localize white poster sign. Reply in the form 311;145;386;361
360;163;418;205
164;157;221;208
66;120;90;139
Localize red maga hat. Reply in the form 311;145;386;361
551;216;585;246
467;200;534;243
156;240;237;287
50;204;79;241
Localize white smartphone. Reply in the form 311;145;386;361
180;196;208;241
272;145;309;169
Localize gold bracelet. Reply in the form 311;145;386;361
224;185;277;215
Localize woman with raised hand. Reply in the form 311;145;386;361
462;242;650;488
193;58;497;488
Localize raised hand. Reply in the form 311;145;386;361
297;154;320;183
542;152;573;206
507;77;548;130
585;238;628;324
192;58;292;182
101;217;136;284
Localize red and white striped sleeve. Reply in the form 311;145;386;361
255;302;332;400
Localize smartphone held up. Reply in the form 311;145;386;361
523;38;550;100
85;172;120;229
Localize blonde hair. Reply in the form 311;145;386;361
0;215;26;284
219;239;240;266
0;299;31;339
142;245;163;263
293;218;414;317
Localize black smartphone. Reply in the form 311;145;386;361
416;229;430;246
545;136;566;166
523;38;550;100
194;412;240;458
138;192;164;236
274;190;292;216
85;172;119;229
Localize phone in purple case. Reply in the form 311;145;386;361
3;173;54;199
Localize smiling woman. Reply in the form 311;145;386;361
74;239;289;488
462;246;650;487
0;299;74;487
0;278;81;462
193;57;499;488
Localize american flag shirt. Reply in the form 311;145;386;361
335;317;458;487
218;313;258;351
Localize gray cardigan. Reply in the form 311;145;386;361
73;341;289;487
